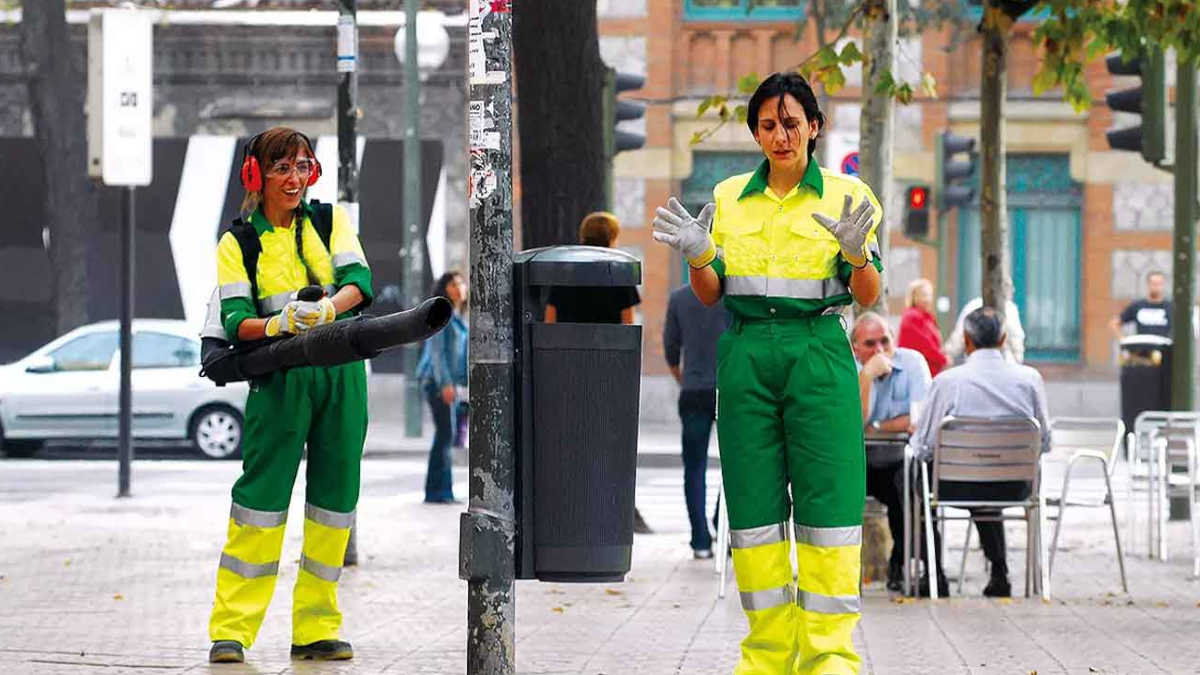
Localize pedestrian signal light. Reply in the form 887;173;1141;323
903;184;931;240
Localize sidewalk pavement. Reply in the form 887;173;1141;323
364;417;712;468
3;456;1200;674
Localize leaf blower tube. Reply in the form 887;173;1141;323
200;286;453;385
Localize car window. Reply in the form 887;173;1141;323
47;332;119;371
133;332;200;369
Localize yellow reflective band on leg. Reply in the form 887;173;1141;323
793;529;861;675
729;521;797;675
209;513;288;649
794;610;862;675
291;508;352;646
795;541;861;599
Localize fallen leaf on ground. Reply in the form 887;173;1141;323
113;594;123;600
64;560;71;566
1155;601;1169;607
551;606;564;614
605;589;622;596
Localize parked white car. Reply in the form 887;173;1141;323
0;320;248;459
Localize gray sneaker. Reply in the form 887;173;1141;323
693;548;714;560
209;641;244;663
291;639;354;661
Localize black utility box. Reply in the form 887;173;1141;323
1119;334;1173;447
512;246;642;582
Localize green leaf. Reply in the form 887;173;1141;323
822;67;847;95
873;69;896;96
696;95;726;118
839;41;864;66
690;131;707;146
734;104;749;123
814;45;841;69
895;83;914;105
736;73;761;95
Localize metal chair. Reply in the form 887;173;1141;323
1042;417;1127;592
1130;411;1200;568
916;416;1047;600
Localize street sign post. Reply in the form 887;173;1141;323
86;9;152;498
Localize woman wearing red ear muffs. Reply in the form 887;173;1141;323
206;126;374;664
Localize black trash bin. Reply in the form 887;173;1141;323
1119;334;1172;441
512;245;642;582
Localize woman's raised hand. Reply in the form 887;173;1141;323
652;197;717;268
812;194;875;265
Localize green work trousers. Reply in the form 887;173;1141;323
717;315;865;675
209;361;368;648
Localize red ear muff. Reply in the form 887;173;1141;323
306;158;321;187
241;155;263;193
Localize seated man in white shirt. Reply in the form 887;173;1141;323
852;312;933;593
910;306;1051;597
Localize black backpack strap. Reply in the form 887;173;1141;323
307;199;335;251
227;219;262;315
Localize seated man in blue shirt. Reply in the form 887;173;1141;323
911;306;1051;597
852;312;932;593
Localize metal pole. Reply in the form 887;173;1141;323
459;0;515;671
337;0;359;210
117;186;134;498
337;0;360;564
402;0;425;438
1172;63;1198;411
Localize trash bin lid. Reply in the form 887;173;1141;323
515;245;641;287
1120;334;1173;348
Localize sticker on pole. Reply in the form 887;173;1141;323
86;9;153;187
840;151;859;177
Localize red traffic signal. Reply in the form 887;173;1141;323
903;184;931;239
908;186;928;210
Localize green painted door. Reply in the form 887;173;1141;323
957;154;1082;361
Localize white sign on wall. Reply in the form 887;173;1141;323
86;9;153;186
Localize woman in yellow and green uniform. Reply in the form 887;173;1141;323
653;73;882;674
207;127;373;664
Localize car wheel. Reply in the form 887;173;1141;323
190;406;243;460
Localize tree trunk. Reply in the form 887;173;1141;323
19;0;98;335
514;0;608;249
859;0;896;313
979;2;1012;311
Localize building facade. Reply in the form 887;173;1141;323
596;0;1173;419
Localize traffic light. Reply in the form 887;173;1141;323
935;131;976;211
1105;48;1167;164
603;69;645;206
606;69;646;155
903;184;931;239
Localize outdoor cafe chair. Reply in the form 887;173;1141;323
1131;411;1200;575
1041;417;1127;593
914;415;1048;600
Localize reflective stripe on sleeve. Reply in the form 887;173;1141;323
304;503;355;529
725;276;849;300
332;252;367;268
219;552;279;579
260;292;293;314
299;554;343;583
220;281;252;300
740;584;795;611
230;503;287;528
794;524;861;548
797;590;861;614
730;522;788;549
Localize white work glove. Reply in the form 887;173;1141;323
652;197;718;268
264;300;311;337
812;194;876;265
292;296;337;329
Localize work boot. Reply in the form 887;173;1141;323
982;574;1012;598
208;641;244;663
290;640;354;661
885;559;903;592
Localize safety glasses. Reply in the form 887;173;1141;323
266;158;316;178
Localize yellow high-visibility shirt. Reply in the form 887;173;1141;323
709;158;883;320
216;200;373;339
